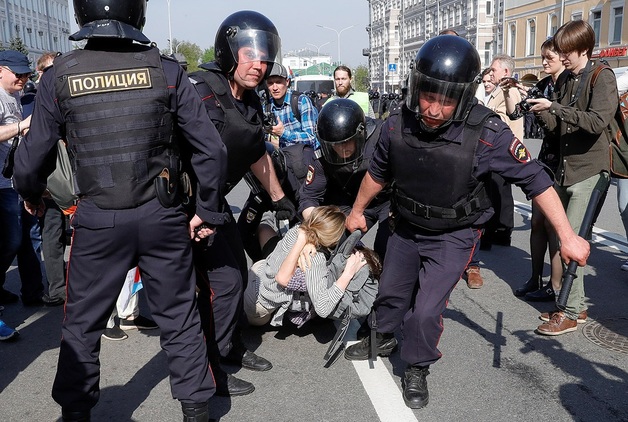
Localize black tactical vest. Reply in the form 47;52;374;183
54;47;175;209
189;66;264;191
389;105;495;231
322;119;390;206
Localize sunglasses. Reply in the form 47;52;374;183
2;67;30;79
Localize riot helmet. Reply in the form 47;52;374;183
70;0;149;44
316;99;366;166
214;10;281;75
407;35;480;127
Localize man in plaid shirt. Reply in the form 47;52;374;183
264;63;320;150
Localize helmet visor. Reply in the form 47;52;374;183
228;28;281;66
318;125;366;166
407;72;476;125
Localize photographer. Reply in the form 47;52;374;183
523;20;617;335
501;38;569;303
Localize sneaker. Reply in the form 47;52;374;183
465;266;483;289
402;365;430;409
102;325;128;341
536;311;577;336
0;320;19;341
621;260;628;271
540;309;588;324
119;315;158;331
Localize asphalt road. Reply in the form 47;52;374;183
1;137;627;421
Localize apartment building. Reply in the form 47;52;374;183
367;0;628;91
0;0;72;65
506;0;628;78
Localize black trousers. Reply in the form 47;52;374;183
52;198;213;411
373;221;479;367
41;198;67;300
195;211;248;377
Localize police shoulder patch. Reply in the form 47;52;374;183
509;137;531;163
306;165;315;185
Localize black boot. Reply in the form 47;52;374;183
61;410;90;422
222;340;272;371
344;332;397;361
514;277;542;297
525;285;555;302
214;373;255;397
402;365;430;409
181;401;209;422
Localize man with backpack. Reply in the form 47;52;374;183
264;63;319;150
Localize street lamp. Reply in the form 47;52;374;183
306;42;330;74
166;0;173;54
316;25;355;64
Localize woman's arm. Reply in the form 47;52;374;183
275;228;308;287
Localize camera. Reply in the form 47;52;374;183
518;86;545;112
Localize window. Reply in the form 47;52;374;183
509;24;516;57
486;1;492;16
612;6;623;44
528;19;536;56
572;13;583;21
485;41;491;66
592;11;602;46
549;14;558;36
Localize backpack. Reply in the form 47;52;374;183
326;230;378;320
47;140;79;211
590;63;628;178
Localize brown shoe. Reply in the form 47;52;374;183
536;311;577;335
466;266;483;289
539;309;588;324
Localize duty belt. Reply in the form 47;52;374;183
395;185;488;220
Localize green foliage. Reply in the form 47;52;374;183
201;47;215;64
354;65;369;91
159;38;205;72
0;37;29;56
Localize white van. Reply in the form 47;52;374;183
291;75;334;95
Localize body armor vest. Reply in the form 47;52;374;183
190;66;264;191
389;105;495;231
54;47;175;209
322;119;390;206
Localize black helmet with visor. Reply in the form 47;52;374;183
407;35;481;127
316;99;366;166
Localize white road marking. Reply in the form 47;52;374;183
347;340;419;422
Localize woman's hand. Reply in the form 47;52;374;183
342;251;368;278
298;243;316;270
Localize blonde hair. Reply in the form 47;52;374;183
300;206;346;250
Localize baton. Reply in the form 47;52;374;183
556;181;606;309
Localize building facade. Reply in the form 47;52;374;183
0;0;72;65
505;0;628;79
367;0;628;92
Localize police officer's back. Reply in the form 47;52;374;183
13;1;224;420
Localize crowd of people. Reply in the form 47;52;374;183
0;0;623;420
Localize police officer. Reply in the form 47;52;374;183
12;1;225;421
299;99;391;259
188;11;296;396
342;35;590;409
238;144;310;262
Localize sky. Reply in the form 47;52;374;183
68;1;371;67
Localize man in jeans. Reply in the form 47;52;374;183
0;50;44;306
531;20;617;335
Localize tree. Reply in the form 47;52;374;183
160;38;204;72
0;37;29;56
354;64;369;91
200;47;214;64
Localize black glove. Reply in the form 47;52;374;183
272;196;297;221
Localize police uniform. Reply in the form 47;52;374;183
299;118;392;258
368;103;553;367
189;63;270;373
238;144;311;261
13;41;226;412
